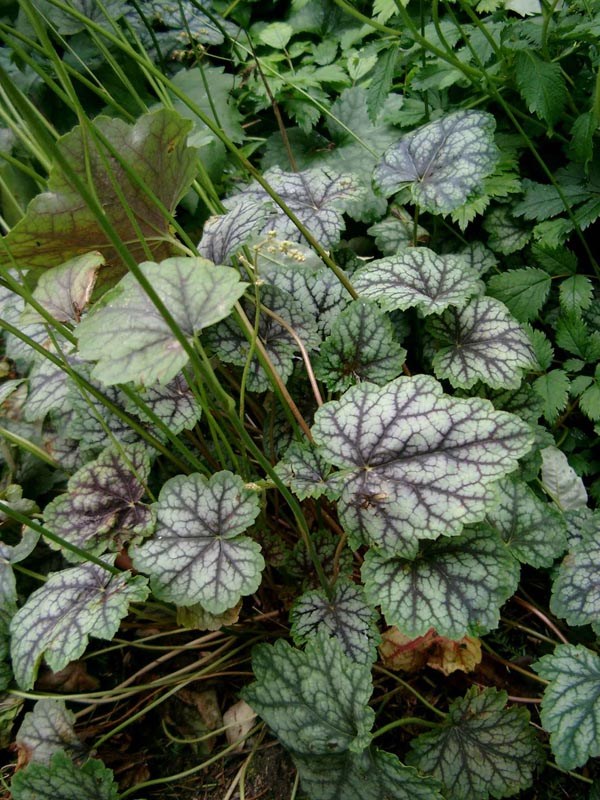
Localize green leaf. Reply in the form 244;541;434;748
21;252;103;325
290;579;379;664
23;0;124;34
373;111;498;214
569;111;596;169
532;370;569;423
362;527;519;638
556;313;600;360
353;247;481;315
367;45;398;122
259;22;294;49
275;442;337;501
579;367;600;421
314;300;406;392
485;477;567;567
483;206;531;254
2;110;197;273
230;167;362;248
23;346;80;423
407;687;542;800
15;700;82;765
208;285;320;393
10;562;148;690
535;644;600;769
367;209;426;255
514;51;567;125
312;375;532;558
198;203;271;265
540;446;588;511
551;514;600;631
559;275;594;314
294;749;442;800
243;632;375;756
526;326;554;371
125;373;201;436
10;751;119;800
131;472;264;614
77;256;246;386
65;379;139;456
428;297;535;389
486;268;551;322
42;444;154;559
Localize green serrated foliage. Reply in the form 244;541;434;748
77;256;246;386
314;299;406;392
551;514;600;631
428;297;535;389
540;446;588;511
373;110;498;214
10;562;148;690
362;527;520;638
275;442;338;500
16;700;82;764
569;111;596;169
486;268;551;322
367;44;398;122
578;365;600;421
533;370;569;423
42;444;154;559
535;644;600;769
514;51;567;124
556;313;600;361
485;477;567;567
290;579;379;664
243;632;375;756
229;167;362;247
21;252;103;325
1;110;197;273
312;375;532;557
559;275;593;314
131;471;264;614
353;247;481;316
407;687;542;800
294;748;442;800
10;750;119;800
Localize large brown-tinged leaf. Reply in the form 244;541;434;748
2;110;197;277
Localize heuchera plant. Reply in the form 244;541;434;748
1;0;600;798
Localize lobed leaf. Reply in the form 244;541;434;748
290;579;380;664
373;110;498;214
16;700;82;765
407;687;542;800
428;296;535;389
314;299;406;392
353;247;481;316
362;527;519;638
312;375;533;557
131;471;264;614
77;256;246;386
10;751;119;800
243;632;374;756
10;562;149;690
42;444;154;559
535;644;600;769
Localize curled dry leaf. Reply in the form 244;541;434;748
223;699;257;752
380;627;482;676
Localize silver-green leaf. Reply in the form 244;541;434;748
407;687;542;800
373;111;498;214
290;580;380;664
535;644;600;769
427;297;535;389
485;477;567;568
353;248;481;315
10;751;119;800
242;632;374;756
312;375;532;558
362;527;520;638
77;256;247;386
131;471;264;614
550;515;600;632
314;300;406;392
16;700;82;765
10;562;148;690
540;446;588;511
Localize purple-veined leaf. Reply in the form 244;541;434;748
374;111;498;214
16;700;82;765
131;471;264;614
10;561;148;689
10;751;119;800
77;256;247;386
312;375;532;558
